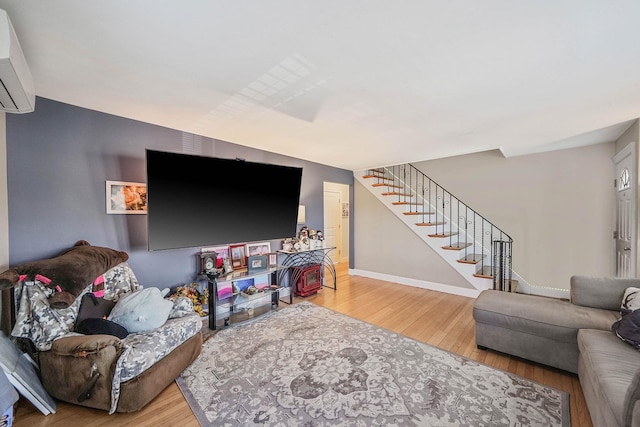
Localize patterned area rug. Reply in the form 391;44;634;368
177;302;570;426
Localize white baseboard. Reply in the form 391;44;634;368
348;268;481;299
346;269;571;300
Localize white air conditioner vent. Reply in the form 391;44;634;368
0;9;34;113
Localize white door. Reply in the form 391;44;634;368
323;183;347;264
614;143;636;278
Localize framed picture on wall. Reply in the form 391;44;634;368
106;181;147;214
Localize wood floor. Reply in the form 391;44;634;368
13;263;592;426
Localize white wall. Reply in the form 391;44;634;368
354;142;616;292
615;120;638;153
413;143;616;290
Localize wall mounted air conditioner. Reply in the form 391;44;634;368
0;9;34;113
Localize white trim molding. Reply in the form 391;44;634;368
348;268;571;300
348;268;481;299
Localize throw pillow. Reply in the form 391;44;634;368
75;293;116;330
108;287;173;333
622;287;640;315
76;318;128;339
612;309;640;349
0;240;129;308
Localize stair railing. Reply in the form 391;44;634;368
367;164;514;292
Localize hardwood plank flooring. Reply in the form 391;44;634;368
12;263;591;426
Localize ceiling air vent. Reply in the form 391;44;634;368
0;9;34;113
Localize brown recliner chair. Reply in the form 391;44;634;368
39;330;202;412
3;242;203;413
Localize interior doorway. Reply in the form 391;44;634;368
323;182;350;264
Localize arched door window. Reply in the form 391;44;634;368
619;168;631;191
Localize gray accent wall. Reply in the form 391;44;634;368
6;98;353;288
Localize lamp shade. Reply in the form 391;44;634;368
297;205;306;224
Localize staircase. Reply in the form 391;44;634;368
356;164;519;292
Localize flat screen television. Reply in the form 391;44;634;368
146;150;303;251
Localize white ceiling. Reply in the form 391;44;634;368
1;1;639;170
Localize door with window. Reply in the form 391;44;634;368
614;143;636;278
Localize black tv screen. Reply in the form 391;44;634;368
146;150;303;251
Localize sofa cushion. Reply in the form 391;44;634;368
624;367;640;427
474;290;618;344
108;288;173;333
117;312;202;382
570;276;639;311
578;329;640;427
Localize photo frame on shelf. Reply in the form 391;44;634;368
216;280;233;300
106;181;147;214
233;278;254;293
202;246;230;268
248;255;268;273
229;244;247;269
246;242;271;257
268;252;278;267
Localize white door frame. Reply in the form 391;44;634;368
613;142;637;278
323;182;350;264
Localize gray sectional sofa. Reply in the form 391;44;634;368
473;276;640;427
